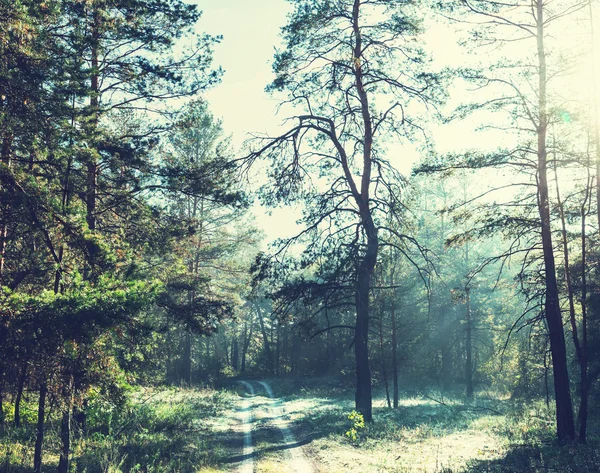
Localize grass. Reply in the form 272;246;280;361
0;386;239;473
256;378;600;473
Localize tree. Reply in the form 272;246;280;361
416;0;585;441
248;0;441;420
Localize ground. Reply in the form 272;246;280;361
2;379;600;472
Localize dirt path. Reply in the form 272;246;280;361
257;381;314;473
236;381;313;473
238;381;255;473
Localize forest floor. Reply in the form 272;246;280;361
210;378;600;473
2;379;600;472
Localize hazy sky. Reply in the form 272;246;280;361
195;0;291;149
190;0;300;242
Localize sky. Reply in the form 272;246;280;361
191;0;301;243
195;0;291;149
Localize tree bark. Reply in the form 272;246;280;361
58;377;74;473
13;363;26;428
578;169;591;443
391;304;399;409
0;132;13;287
379;312;391;408
241;316;254;374
33;382;47;473
0;370;4;432
355;250;374;421
535;0;575;442
351;0;377;423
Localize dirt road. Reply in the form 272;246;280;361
236;380;313;473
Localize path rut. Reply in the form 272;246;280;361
236;380;313;473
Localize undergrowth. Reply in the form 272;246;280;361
0;387;234;473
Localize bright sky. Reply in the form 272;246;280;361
192;0;301;244
195;0;291;149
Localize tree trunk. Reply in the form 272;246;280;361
0;370;4;432
275;323;281;377
350;0;377;422
258;308;273;375
183;328;192;385
578;174;591;443
241;317;254;374
232;334;239;371
58;378;74;473
33;383;47;473
13;364;26;428
355;258;374;422
0;133;12;286
535;0;575;442
86;7;100;237
379;312;391;408
57;409;71;473
554;139;589;443
391;305;399;409
465;287;473;400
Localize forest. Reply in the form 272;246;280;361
1;0;600;471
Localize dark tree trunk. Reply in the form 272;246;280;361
241;318;253;374
275;323;281;377
391;306;399;409
13;364;26;428
232;335;239;371
33;383;47;473
379;318;391;409
86;7;100;237
578;186;590;443
350;0;377;422
57;408;71;473
258;308;274;375
0;370;4;432
0;133;12;286
58;378;74;473
536;0;575;442
355;254;374;422
182;329;192;385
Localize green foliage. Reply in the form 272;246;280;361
345;410;366;444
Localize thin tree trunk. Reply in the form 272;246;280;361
275;323;281;377
379;312;391;408
232;333;239;371
391;305;399;409
0;369;4;432
535;0;575;441
578;158;592;443
465;287;473;400
33;382;47;473
554;137;588;442
183;328;192;385
13;364;26;428
258;308;273;375
58;376;74;473
0;133;12;286
241;317;254;374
